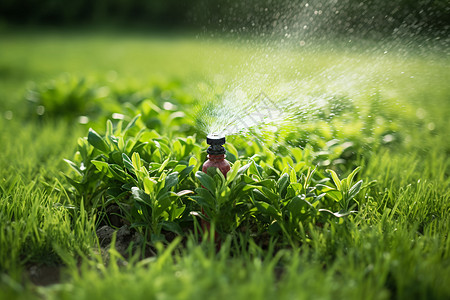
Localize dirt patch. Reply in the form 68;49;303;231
96;224;143;259
27;264;61;286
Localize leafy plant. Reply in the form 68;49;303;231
25;74;106;120
325;167;363;212
191;161;253;235
64;114;366;245
120;152;194;241
63;116;202;241
190;155;365;244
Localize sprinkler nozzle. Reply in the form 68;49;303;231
206;133;226;155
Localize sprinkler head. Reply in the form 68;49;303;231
207;133;225;146
206;133;226;155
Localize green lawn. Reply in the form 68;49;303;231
0;30;449;300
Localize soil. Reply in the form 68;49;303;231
25;224;140;287
96;224;142;259
27;264;61;286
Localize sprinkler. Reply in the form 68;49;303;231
202;133;231;177
201;133;231;243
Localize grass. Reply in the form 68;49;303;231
0;29;449;299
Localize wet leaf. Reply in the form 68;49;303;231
327;169;341;191
277;173;290;198
88;128;108;152
162;221;184;236
164;172;179;191
195;171;216;194
122;153;134;174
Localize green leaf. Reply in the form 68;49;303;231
64;159;82;176
110;150;123;165
252;188;270;202
123;114;141;136
188;156;198;167
243;184;262;192
348;179;363;200
277;173;290;198
131;187;152;207
155;194;173;216
118;136;125;151
106;119;113;138
143;177;157;194
256;163;264;178
236;163;251;178
172;140;183;157
268;221;282;235
189;211;208;221
91;160;113;178
179;165;194;182
226;160;241;184
346;166;361;187
195;171;216;194
122;153;134;174
161;221;184;236
191;187;215;209
249;161;262;178
326;190;342;202
158;140;171;155
242;175;257;184
109;135;119;149
109;164;130;181
164;172;179;191
327;169;342;191
261;186;279;203
225;143;239;159
291;147;303;162
88;128;109;152
254;201;280;219
171;205;186;219
286;196;313;220
318;209;356;218
131;152;142;171
229;181;247;200
304;167;316;188
158;156;170;173
289;168;297;183
176;190;194;197
209;167;226;191
114;120;123;136
63;174;82;191
258;179;276;189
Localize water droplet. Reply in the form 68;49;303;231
112;113;125;120
36;105;45;116
416;108;426;119
4;110;13;120
78;116;89;124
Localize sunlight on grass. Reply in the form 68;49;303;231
0;30;449;299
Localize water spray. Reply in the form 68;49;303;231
202;133;231;177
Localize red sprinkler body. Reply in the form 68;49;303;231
201;134;230;243
202;134;230;177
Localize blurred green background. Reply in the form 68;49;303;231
0;0;448;35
